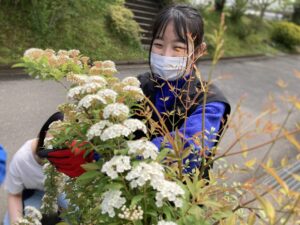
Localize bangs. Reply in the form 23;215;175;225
153;10;188;45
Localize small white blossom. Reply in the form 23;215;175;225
44;137;53;149
125;162;165;188
154;180;184;208
118;205;143;221
15;218;32;225
48;120;63;129
122;85;144;101
101;190;126;217
67;74;88;85
127;139;158;160
97;89;118;104
77;94;104;109
123;119;147;134
24;206;42;220
23;48;44;59
67;86;84;100
103;103;130;121
100;124;131;141
81;82;105;94
86;120;113;140
157;220;178;225
101;156;131;179
122;76;141;87
86;76;107;85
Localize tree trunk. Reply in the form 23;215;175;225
292;3;300;25
215;0;226;12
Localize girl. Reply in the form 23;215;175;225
44;4;230;177
3;112;67;225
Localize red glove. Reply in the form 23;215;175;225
43;141;94;178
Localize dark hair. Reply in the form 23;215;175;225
150;4;204;53
36;112;64;151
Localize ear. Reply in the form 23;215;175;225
195;42;207;59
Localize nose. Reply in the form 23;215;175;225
161;45;173;57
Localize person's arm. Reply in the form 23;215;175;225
151;102;226;172
8;192;23;224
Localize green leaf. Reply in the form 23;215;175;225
156;148;170;162
12;63;25;68
81;163;100;171
103;182;124;191
55;222;69;225
130;195;144;207
77;170;100;182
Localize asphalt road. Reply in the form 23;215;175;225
0;54;300;220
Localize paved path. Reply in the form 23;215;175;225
0;55;299;219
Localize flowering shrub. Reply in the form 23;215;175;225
15;18;300;225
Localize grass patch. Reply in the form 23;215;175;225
0;0;147;65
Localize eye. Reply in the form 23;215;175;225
174;46;186;52
153;43;163;48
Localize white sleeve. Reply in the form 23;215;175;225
4;153;24;194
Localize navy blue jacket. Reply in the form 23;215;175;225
137;72;231;173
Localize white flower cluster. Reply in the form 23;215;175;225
100;124;131;141
122;76;141;87
67;74;108;86
118;205;143;221
154;180;184;208
81;82;106;94
77;94;104;109
122;85;145;101
15;217;41;225
157;220;178;225
87;118;147;141
103;103;130;121
86;76;107;85
67;82;105;100
24;206;42;221
44;136;54;149
97;89;118;104
41;192;58;213
123;119;147;134
101;190;126;217
127;139;158;160
77;89;118;109
101;156;131;179
126;162;184;208
67;74;89;85
125;162;164;188
48;120;63;130
86;120;112;140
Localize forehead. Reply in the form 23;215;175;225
155;20;187;43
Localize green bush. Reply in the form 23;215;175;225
108;4;141;46
271;21;300;49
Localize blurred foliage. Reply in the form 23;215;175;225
292;0;300;25
0;0;147;64
201;9;279;57
108;4;142;47
229;0;248;22
271;21;300;49
157;0;192;7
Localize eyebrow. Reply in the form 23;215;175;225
154;37;186;44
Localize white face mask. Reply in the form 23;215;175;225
150;52;188;81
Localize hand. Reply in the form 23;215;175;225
43;141;94;178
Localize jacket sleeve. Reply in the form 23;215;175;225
0;144;7;185
151;102;225;173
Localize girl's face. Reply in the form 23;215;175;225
152;21;191;58
151;21;201;76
